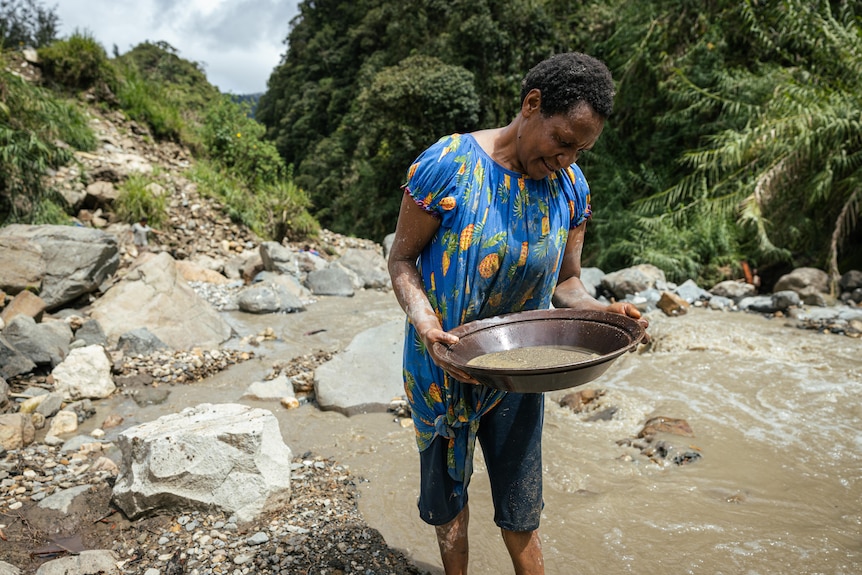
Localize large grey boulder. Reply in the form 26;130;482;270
772;290;802;311
111;403;293;523
259;241;326;278
579;267;606;299
305;266;355;297
738;295;778;313
675;279;712;303
709;280;756;300
73;319;108;347
840;270;862;291
252;271;312;300
600;264;667;300
774;267;830;305
90;252;231;349
315;318;404;416
0;224;119;310
117;327;169;356
259;241;297;275
336;248;391;290
0;335;36;379
237;283;305;314
2;316;72;367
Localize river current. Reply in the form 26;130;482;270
91;290;862;574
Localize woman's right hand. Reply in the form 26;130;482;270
418;323;480;385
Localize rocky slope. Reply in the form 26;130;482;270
1;101;426;574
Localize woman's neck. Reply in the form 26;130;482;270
471;121;520;172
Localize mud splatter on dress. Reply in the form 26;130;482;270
401;133;592;492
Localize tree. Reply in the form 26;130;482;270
643;0;862;287
0;0;58;49
323;55;480;239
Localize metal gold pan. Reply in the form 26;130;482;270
433;308;646;393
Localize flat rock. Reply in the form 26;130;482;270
37;485;92;513
314;318;404;415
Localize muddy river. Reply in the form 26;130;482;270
87;290;862;574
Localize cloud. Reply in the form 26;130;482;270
53;0;298;94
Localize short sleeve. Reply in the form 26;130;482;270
561;164;592;229
402;134;469;219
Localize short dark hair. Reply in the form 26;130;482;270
520;52;615;118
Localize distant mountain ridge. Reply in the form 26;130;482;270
230;92;263;118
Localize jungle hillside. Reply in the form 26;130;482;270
258;0;862;289
3;0;861;290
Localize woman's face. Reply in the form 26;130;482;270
515;90;605;180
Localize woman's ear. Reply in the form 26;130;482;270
521;88;542;117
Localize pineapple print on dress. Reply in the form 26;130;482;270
478;253;500;278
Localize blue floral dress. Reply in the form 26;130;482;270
401;133;592;490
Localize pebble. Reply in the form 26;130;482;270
116;348;254;385
246;532;269;545
188;281;243;311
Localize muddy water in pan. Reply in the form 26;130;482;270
87;293;862;574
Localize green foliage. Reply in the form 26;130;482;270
0;0;58;48
38;31;118;95
188;160;318;242
114;173;168;226
201;96;285;187
116;41;218;115
196;95;319;241
0;56;96;224
642;0;862;283
113;62;185;142
323;55;480;238
258;0;560;239
109;41;224;145
25;193;72;225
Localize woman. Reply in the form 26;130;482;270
388;52;647;575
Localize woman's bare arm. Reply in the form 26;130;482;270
388;192;476;382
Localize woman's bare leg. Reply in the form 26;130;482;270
502;528;544;575
435;505;470;574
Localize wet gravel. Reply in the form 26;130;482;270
0;440;429;575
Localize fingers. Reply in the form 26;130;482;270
424;329;482;385
448;368;481;385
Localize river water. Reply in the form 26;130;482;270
91;290;862;575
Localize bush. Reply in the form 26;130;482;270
201;96;284;187
113;41;218;148
263;176;320;242
114;173;167;226
188;160;318;242
38;31;118;95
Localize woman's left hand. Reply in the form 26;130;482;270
606;301;650;344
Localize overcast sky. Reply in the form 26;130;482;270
54;0;300;94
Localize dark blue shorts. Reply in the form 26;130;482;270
417;391;544;532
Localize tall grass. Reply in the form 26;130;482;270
0;52;96;224
114;63;185;142
114;173;168;226
188;160;318;241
